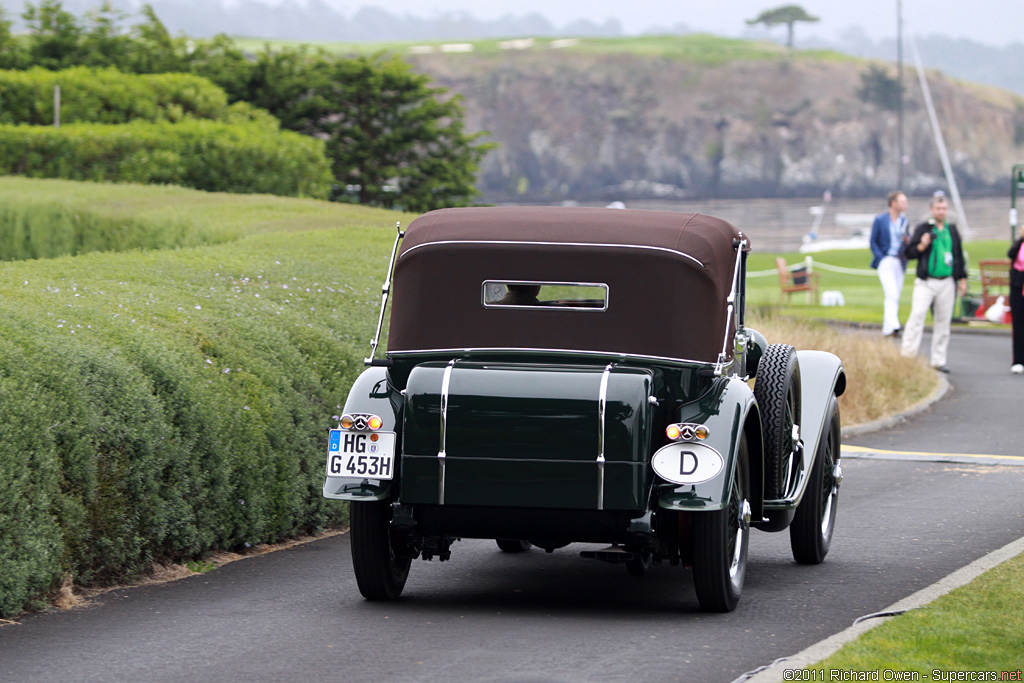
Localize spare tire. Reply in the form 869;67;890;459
753;344;801;500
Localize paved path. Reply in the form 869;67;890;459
847;329;1022;459
1;331;1021;683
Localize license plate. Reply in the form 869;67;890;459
326;429;396;480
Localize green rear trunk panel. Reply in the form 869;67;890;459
400;361;653;511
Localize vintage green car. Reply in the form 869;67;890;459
325;206;845;612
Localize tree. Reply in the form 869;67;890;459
121;4;190;74
205;46;494;211
184;33;254;97
857;65;901;111
22;0;85;69
79;2;132;68
224;45;334;133
746;4;820;49
317;54;494;212
0;6;29;69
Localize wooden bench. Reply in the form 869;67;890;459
776;257;819;304
978;259;1011;312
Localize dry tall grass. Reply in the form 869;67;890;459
748;315;938;427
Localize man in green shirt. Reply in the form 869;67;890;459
900;194;968;372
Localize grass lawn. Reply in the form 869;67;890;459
229;33;850;65
806;549;1024;674
747;243;1014;331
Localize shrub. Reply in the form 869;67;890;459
0;66;230;125
0;201;218;261
0;182;401;616
0;119;333;198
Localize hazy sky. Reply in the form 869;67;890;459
323;0;1024;47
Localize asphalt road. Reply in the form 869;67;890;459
2;331;1022;683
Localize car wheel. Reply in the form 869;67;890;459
691;436;750;612
495;539;532;553
753;344;801;500
350;499;412;600
790;396;841;565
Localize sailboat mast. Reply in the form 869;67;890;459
909;31;970;237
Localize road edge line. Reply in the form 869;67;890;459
744;534;1024;682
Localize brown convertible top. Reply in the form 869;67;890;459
387;206;747;363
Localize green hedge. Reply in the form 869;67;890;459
0;201;224;261
0;67;231;125
0;177;406;617
0;119;334;198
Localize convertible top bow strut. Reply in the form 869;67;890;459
365;221;405;366
714;235;748;377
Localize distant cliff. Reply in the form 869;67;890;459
409;50;1024;202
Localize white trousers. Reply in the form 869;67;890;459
877;256;905;334
901;277;956;367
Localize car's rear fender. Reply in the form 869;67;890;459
656;376;764;517
323;366;403;501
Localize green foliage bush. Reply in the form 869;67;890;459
0;119;334;198
0;201;219;261
857;64;901;112
0;177;404;617
3;2;490;209
0;67;231;125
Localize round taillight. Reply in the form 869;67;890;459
666;424;681;440
340;414;354;429
368;415;383;430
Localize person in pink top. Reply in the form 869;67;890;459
1008;225;1024;374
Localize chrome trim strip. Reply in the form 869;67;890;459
596;363;613;510
438;359;456;504
365;222;405;365
400;240;707;269
388;347;713;368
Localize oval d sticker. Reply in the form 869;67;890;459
651;443;725;485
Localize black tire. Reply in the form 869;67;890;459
790;396;841;565
495;539;532;553
753;344;802;500
691;436;750;612
350;499;411;600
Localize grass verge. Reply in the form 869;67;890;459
749;313;936;427
806;550;1024;675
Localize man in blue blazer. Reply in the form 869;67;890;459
870;190;910;336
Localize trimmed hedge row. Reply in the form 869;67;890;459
0;119;334;198
0;176;401;262
0;179;405;617
0;67;231;126
0;201;225;261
